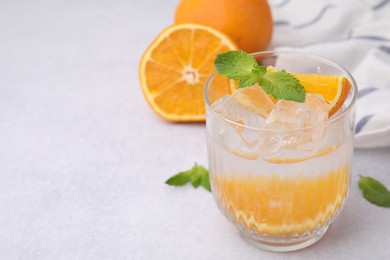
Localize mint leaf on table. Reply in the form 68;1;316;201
198;165;211;192
165;169;193;186
214;50;305;102
358;176;390;207
190;172;201;188
166;163;211;192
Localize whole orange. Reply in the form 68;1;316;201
174;0;273;53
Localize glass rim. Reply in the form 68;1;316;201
204;50;358;132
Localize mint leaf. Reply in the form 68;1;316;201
214;50;306;102
166;164;211;192
259;70;305;102
192;165;211;192
238;69;261;87
215;51;265;87
165;170;192;186
199;169;211;192
358;176;390;207
190;170;201;188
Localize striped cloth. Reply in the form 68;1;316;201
269;0;390;148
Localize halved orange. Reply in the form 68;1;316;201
139;23;238;122
293;73;352;117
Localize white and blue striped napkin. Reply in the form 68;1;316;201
269;0;390;148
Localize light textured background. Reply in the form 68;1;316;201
0;0;390;259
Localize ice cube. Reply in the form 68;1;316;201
260;94;329;160
233;84;275;118
212;91;266;129
211;93;265;159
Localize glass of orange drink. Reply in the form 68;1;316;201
205;51;357;252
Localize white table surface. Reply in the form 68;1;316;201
1;0;390;259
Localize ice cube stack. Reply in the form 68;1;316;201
211;85;331;161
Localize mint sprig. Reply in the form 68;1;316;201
214;50;306;102
359;175;390;207
165;163;211;192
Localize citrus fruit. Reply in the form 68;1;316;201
139;23;238;122
174;0;273;53
293;73;352;117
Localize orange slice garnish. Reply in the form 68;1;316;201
293;73;352;117
139;23;238;122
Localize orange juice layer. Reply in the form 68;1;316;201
212;165;350;236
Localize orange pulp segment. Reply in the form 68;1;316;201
139;23;238;122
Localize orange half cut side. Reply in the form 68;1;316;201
139;23;238;122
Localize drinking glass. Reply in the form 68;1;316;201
204;51;357;252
